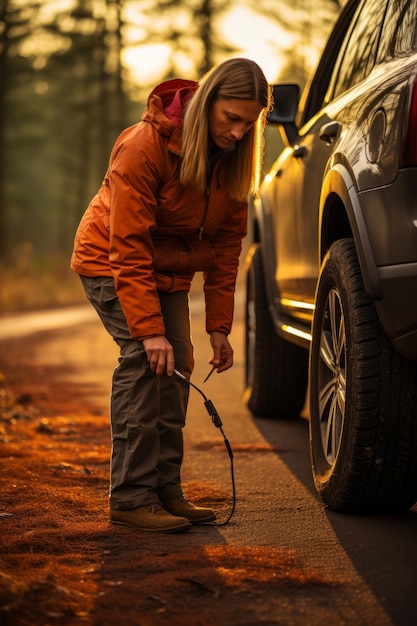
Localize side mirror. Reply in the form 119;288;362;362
268;84;300;124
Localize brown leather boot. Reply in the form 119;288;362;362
110;503;191;533
162;496;216;524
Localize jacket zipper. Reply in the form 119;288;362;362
199;175;212;240
199;148;226;240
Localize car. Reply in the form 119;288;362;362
244;0;417;513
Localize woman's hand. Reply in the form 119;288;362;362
143;335;175;376
209;331;233;373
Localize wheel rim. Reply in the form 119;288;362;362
318;288;346;464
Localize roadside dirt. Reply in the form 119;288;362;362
0;330;344;626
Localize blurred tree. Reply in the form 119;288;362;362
125;0;346;93
0;0;130;262
0;0;9;256
44;0;131;253
0;0;347;311
124;0;237;92
0;0;38;258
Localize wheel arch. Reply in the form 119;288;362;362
319;164;382;300
250;191;280;317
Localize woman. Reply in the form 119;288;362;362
71;57;271;533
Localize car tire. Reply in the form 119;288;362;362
309;239;417;512
244;243;309;418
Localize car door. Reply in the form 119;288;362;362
269;0;361;306
274;0;388;303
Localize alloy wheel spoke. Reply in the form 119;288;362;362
318;288;346;464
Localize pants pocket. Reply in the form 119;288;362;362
81;275;118;310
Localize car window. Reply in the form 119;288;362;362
377;0;417;60
329;0;388;100
299;0;363;124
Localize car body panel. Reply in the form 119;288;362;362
254;0;417;361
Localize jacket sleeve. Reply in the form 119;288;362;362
204;198;248;335
108;124;168;340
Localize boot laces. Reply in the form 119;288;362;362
145;503;164;513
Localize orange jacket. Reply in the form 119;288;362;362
71;79;248;341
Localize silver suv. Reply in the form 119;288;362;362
245;0;417;512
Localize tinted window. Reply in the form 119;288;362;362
377;0;417;59
300;0;363;122
331;0;387;99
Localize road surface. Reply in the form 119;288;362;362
1;286;417;625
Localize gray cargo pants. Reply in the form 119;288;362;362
80;275;194;511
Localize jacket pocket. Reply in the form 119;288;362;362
153;237;216;273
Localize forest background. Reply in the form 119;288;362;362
0;0;346;312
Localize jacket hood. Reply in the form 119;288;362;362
141;78;198;136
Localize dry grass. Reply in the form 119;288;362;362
0;255;85;313
0;336;341;626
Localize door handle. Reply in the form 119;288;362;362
292;144;308;158
319;121;342;145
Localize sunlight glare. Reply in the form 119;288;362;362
19;31;72;58
122;43;173;84
219;7;297;83
37;0;75;21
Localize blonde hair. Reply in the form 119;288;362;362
180;58;271;201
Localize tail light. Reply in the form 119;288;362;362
402;75;417;166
